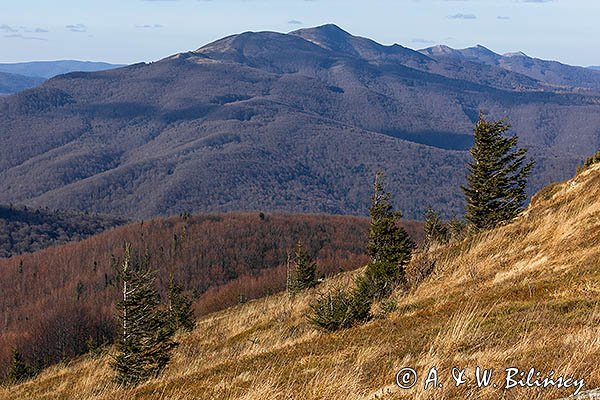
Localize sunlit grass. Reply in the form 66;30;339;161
2;165;600;399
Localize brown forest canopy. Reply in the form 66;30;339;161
0;212;422;375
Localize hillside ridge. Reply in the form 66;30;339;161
0;204;126;258
0;25;598;219
0;212;425;380
2;162;598;399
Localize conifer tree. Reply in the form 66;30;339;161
582;149;600;170
112;243;176;386
288;242;318;294
360;171;413;298
309;172;410;331
462;114;534;230
167;276;195;333
423;209;449;246
4;349;32;385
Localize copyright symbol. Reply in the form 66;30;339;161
396;368;417;389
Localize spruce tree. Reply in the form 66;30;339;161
4;349;31;385
423;209;449;246
309;172;410;331
288;242;318;294
112;243;176;386
583;149;600;169
360;171;413;298
462;114;534;230
167;276;195;333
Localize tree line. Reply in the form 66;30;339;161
0;214;374;386
2;113;538;386
308;113;536;331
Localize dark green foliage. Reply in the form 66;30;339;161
75;281;85;301
347;280;375;322
462;114;534;230
307;288;353;331
310;172;414;332
3;349;33;385
379;298;398;315
86;337;103;359
112;243;177;386
447;218;468;240
355;260;401;299
307;286;372;332
423;209;449;246
364;172;413;297
167;276;195;333
585;151;600;167
288;242;318;294
578;149;600;173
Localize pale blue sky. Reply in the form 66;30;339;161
1;0;599;66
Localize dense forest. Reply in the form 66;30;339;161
0;204;126;258
2;27;597;220
0;212;422;376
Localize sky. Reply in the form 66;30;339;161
1;0;599;67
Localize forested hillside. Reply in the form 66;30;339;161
3;158;599;400
0;204;125;257
0;25;597;219
0;72;44;95
0;212;422;377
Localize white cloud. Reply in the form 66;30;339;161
448;13;477;19
66;24;87;33
135;24;164;29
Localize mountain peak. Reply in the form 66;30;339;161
463;44;500;57
433;44;455;52
419;44;501;61
290;23;425;62
292;23;351;36
191;29;323;65
503;51;528;58
474;44;492;51
289;24;357;53
418;44;459;57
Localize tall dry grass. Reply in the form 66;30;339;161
2;165;600;399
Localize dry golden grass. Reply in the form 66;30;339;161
2;165;600;400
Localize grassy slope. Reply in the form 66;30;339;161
2;166;600;399
1;213;401;374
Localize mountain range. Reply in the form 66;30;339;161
419;44;600;92
0;71;45;95
1;24;599;219
0;61;124;94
